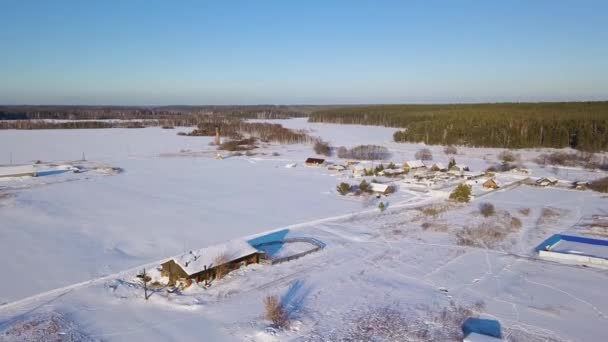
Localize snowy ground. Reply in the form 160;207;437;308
1;118;608;341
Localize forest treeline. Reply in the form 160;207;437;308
309;102;608;151
0;105;308;123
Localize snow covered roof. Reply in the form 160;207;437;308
370;182;390;193
171;239;260;276
452;164;469;170
0;165;36;178
404;160;425;168
430;162;446;170
382;168;405;175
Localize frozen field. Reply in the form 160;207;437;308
1;119;608;341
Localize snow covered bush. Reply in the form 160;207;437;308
449;184;472;203
378;202;386;212
499;150;516;163
415;148;433;161
263;295;289;328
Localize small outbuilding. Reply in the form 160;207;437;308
450;164;470;172
0;165;38;178
160;239;264;285
403;160;426;170
305;158;325;167
483;178;500;190
370;182;393;195
536;177;558;187
327;164;346;171
429;163;447;172
380;168;406;176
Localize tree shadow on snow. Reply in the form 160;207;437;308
281;279;313;320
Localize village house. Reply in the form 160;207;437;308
483;178;500;190
160;239;264;285
536;177;558;187
370;182;393;195
305;158;325;167
352;164;372;177
379;168;406;176
450;164;470;172
429;162;447;172
403;160;426;171
327;164;346;171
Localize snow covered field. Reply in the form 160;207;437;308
1;119;608;341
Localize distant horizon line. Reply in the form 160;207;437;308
2;99;608;108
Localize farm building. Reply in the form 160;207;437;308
0;165;37;178
463;171;484;180
370;182;393;195
352;164;372;177
160;239;265;285
380;168;406;176
403;160;425;170
450;164;470;172
305;158;325;167
536;177;558;187
483;178;500;189
573;181;588;190
327;164;346;171
429;162;447;172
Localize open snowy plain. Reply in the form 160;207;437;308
1;118;607;341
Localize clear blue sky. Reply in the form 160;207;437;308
1;0;607;105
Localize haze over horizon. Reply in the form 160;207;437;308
1;0;607;105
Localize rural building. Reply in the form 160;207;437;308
305;158;325;167
483;178;500;189
380;168;406;176
573;181;588;190
403;160;425;170
450;164;470;172
429;163;447;172
160;240;264;285
370;182;392;195
352;164;372;177
0;165;37;178
327;164;346;171
536;177;558;187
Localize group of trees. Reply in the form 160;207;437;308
187;119;314;145
309;102;608;152
336;145;391;160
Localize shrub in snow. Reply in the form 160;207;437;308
387;162;396;169
415;148;433;161
449;184;472;203
378;202;386;212
337;182;351;195
518;208;531;216
263;295;289;328
478;202;495;217
313;140;332;156
359;180;371;193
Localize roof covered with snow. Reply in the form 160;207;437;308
0;165;36;177
171;239;260;276
370;182;390;193
404;160;425;168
